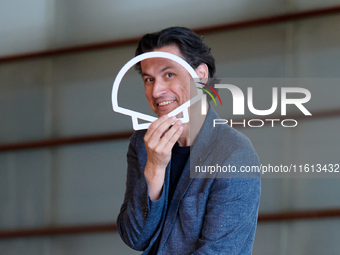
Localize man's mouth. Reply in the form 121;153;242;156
157;100;175;106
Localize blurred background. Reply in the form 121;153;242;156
1;0;340;254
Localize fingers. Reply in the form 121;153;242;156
147;119;183;159
144;115;176;142
143;116;184;171
144;115;183;151
154;119;183;148
162;119;183;150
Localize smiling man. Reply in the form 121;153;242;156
117;27;261;254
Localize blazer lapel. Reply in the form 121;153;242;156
157;104;218;249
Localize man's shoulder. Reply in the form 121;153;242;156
128;130;147;156
217;122;254;150
129;129;147;143
201;105;255;151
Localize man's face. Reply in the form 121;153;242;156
140;45;193;117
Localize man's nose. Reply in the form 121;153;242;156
152;79;168;98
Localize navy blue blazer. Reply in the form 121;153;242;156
117;106;261;254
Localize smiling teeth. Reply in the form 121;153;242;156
159;100;174;106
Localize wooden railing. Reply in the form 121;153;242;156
1;6;340;63
1;208;340;239
1;108;340;152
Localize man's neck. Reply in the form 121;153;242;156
176;102;208;147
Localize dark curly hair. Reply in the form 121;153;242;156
135;27;216;79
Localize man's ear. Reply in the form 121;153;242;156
195;63;209;84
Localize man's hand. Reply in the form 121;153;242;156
144;115;183;201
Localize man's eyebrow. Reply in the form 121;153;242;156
141;72;151;77
160;66;172;73
141;66;173;77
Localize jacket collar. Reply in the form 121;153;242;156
158;104;218;249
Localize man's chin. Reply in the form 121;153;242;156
157;111;184;119
156;107;176;117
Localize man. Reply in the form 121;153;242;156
117;27;261;254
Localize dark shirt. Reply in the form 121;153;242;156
168;143;190;205
149;143;190;254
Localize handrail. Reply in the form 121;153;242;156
1;6;340;63
1;108;340;153
1;208;339;239
0;223;117;239
258;208;340;222
0;131;133;152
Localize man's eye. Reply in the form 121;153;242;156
165;73;174;78
144;77;154;83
